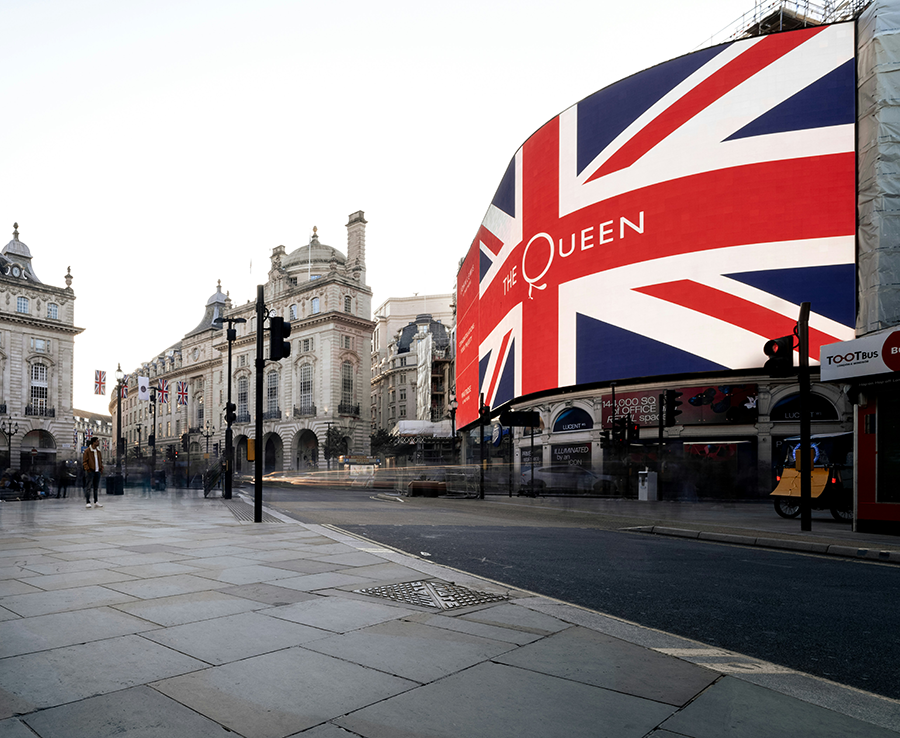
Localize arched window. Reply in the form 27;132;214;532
299;364;313;413
237;377;249;421
289;304;298;320
266;371;279;416
311;297;320;314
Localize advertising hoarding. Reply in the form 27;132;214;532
820;328;900;382
600;385;758;427
457;23;856;427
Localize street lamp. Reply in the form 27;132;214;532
114;364;124;473
448;393;458;465
199;420;216;455
213;315;245;499
1;416;19;470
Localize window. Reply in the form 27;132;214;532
239;354;246;368
399;405;406;418
299;364;313;410
289;304;298;320
399;358;407;367
47;303;58;320
344;296;352;313
267;371;279;415
30;338;47;353
311;297;320;314
342;335;352;350
398;373;406;385
302;337;314;352
341;361;354;406
176;420;181;435
166;421;171;437
399;388;406;401
17;297;29;314
237;377;249;418
31;363;48;410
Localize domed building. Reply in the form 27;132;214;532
0;223;83;475
111;211;374;479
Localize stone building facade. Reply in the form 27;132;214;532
112;212;375;475
0;224;82;473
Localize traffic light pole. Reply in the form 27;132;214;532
254;285;265;523
798;302;812;532
213;315;245;500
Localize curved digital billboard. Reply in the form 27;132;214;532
456;23;856;428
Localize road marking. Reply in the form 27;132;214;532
655;648;793;674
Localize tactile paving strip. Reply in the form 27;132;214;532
222;499;284;523
353;580;508;610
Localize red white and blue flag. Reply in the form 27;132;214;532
177;381;188;406
94;370;106;395
85;427;93;441
120;375;129;399
158;379;169;405
456;23;856;427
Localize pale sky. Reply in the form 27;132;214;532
0;0;756;415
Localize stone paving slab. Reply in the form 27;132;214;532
494;625;720;706
336;660;676;738
264;595;414;633
112;589;260;627
0;584;137;618
153;647;417;738
15;686;232;738
0;606;158;658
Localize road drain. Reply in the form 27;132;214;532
222;499;284;523
353;580;509;610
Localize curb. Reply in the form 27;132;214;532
624;526;900;565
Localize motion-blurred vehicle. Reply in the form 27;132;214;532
519;465;618;496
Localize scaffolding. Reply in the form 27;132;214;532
695;0;871;49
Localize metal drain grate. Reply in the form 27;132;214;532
353;580;508;610
222;499;284;523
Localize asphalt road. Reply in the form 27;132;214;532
261;486;900;700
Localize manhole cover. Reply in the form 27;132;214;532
353;580;508;610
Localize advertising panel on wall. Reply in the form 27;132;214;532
600;385;758;427
456;23;857;428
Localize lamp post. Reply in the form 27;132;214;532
1;416;19;470
213;316;246;500
200;420;215;455
135;423;143;460
448;394;458;465
114;364;124;474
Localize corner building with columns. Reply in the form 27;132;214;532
111;211;374;476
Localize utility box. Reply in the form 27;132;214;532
638;470;658;501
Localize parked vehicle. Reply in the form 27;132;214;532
771;433;853;522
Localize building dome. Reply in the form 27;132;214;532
282;229;346;274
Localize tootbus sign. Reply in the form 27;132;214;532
820;328;900;381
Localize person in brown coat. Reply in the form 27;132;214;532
82;438;104;508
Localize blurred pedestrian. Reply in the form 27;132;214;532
82;438;103;509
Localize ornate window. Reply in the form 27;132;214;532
311;297;320;314
299;364;313;410
266;371;279;415
289;304;298;320
237;377;249;419
344;296;352;313
47;303;58;320
30;363;48;411
341;361;354;406
17;297;29;314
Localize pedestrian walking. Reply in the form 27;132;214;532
82;438;103;508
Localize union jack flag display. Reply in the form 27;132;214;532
158;379;169;404
456;23;856;427
85;427;93;441
120;375;129;399
94;370;106;395
177;381;188;406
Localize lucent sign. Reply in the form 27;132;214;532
456;23;857;427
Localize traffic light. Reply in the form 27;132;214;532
627;421;640;443
225;402;236;425
600;429;611;449
181;433;188;451
764;335;795;377
270;316;292;361
612;417;628;447
148;434;155;448
664;390;683;427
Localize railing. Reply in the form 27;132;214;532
26;405;55;417
236;413;251;424
338;403;360;416
263;409;281;421
294;405;317;418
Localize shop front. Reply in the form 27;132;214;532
821;328;900;533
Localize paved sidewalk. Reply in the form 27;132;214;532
1;490;898;737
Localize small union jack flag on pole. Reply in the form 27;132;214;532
158;379;169;404
121;374;129;399
94;370;106;395
177;381;188;406
85;427;93;441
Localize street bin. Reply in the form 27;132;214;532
105;474;124;495
638;469;658;501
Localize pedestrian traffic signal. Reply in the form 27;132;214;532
664;390;683;427
270;316;292;361
764;334;795;377
225;402;236;425
612;417;628;447
181;433;188;451
627;421;640;443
